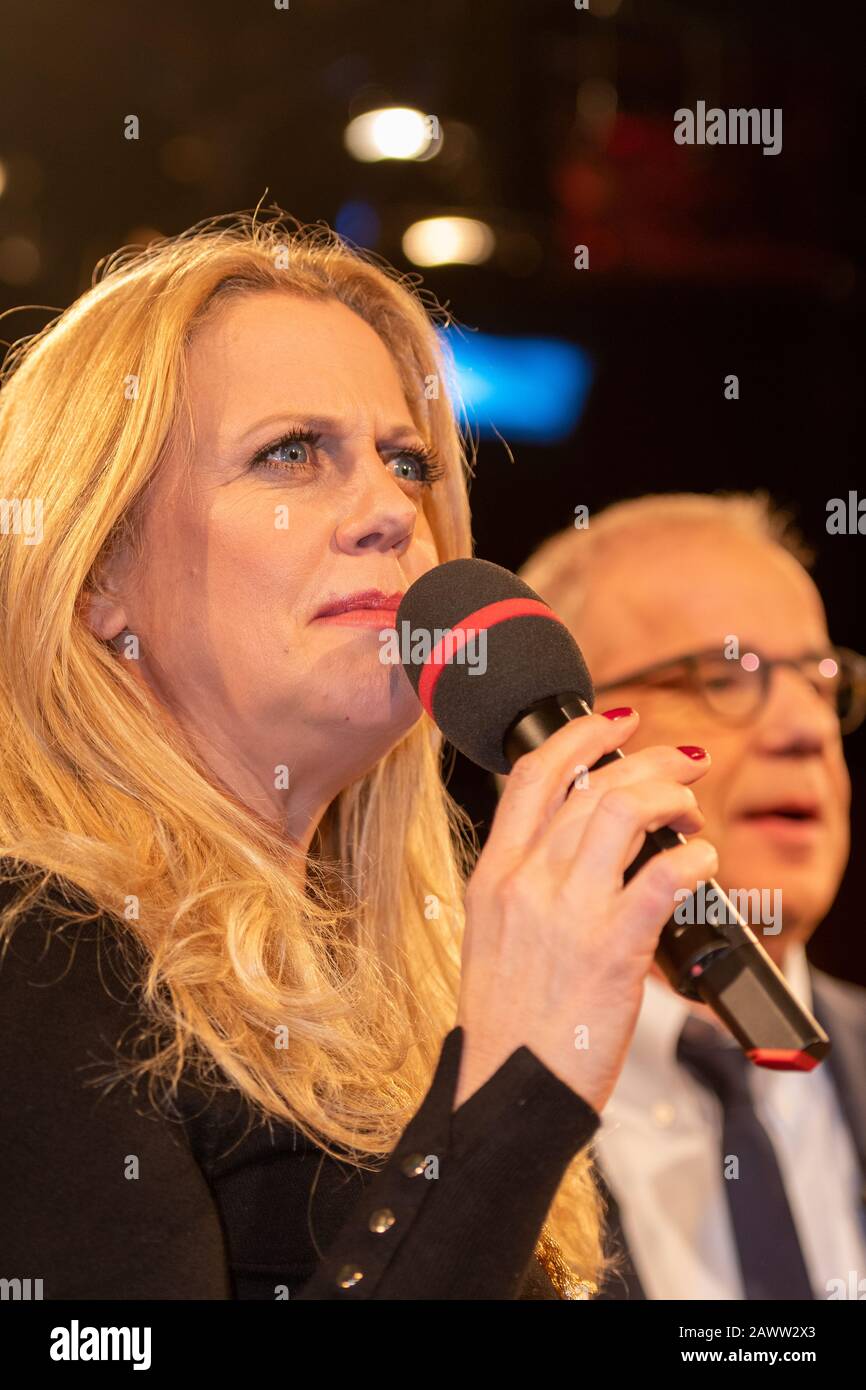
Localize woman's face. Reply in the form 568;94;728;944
90;290;442;838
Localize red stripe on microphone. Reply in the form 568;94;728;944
747;1047;819;1072
417;597;565;715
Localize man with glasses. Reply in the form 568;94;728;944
516;491;866;1300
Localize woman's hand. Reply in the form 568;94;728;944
455;708;718;1114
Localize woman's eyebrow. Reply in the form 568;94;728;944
237;412;426;447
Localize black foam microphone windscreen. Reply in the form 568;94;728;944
396;558;593;773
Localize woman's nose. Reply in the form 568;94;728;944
333;458;419;555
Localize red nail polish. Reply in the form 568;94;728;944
677;745;708;760
601;706;636;720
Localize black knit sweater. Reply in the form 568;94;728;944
0;876;600;1300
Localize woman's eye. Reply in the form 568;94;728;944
389;454;423;483
249;432;443;486
251;431;319;474
388;450;444;488
272;439;312;465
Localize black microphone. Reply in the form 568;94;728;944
396;556;830;1071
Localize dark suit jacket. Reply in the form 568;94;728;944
595;967;866;1299
0;869;600;1300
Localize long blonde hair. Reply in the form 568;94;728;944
0;208;603;1282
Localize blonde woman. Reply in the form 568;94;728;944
0;211;717;1300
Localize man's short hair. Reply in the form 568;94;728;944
517;490;814;629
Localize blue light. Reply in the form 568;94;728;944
437;328;593;443
334;200;381;250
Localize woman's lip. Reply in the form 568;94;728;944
314;589;404;619
313;608;399;627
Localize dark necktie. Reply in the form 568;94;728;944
676;1015;815;1300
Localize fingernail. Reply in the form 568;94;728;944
601;706;636;720
677;745;708;760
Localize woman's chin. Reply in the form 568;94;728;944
367;680;425;735
314;668;423;734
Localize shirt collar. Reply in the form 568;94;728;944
601;941;816;1124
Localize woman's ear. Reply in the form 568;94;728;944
81;545;134;641
83;588;129;641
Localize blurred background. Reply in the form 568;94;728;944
1;0;863;980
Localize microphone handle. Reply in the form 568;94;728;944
503;695;830;1071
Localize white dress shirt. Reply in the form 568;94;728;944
595;945;866;1299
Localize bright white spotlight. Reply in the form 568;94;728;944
402;216;495;267
344;107;435;162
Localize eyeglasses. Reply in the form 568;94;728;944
594;646;866;735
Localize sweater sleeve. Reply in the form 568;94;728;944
295;1025;601;1300
0;906;232;1300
